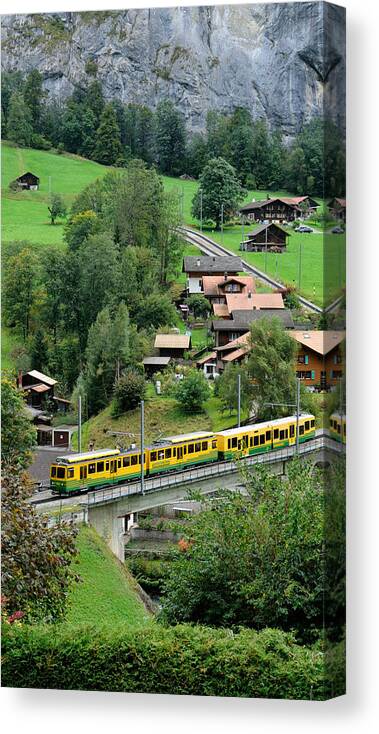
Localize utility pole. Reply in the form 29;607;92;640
265;224;268;272
78;394;82;454
295;377;300;454
241;215;245;249
237;373;241;428
220;203;224;245
140;400;145;495
199;188;203;231
298;241;302;291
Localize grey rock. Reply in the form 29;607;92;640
1;3;345;139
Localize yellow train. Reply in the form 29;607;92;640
50;413;316;495
329;412;346;443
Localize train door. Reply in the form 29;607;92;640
238;435;249;455
177;445;183;463
110;459;118;476
289;423;296;446
80;465;87;483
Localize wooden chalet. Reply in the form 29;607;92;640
202;274;255;306
240;222;290;252
211;309;294;348
11;171;40;190
328;198;346;222
18;369;57;408
154;334;191;358
290;330;345;390
183;255;242;278
282;196;319;210
239;197;299;223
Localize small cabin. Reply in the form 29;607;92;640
240;222;290;252
11;172;40;191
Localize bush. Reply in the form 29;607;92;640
112;369;146;415
57;142;65;155
31;133;52;150
202;218;217;229
175;369;210;413
1;622;338;699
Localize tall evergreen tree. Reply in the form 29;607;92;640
85;79;104;128
93;103;123;165
155;99;186;175
23;69;45;131
6;91;33;146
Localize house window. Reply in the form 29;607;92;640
88;463;96;474
97;461;104;472
298;355;305;364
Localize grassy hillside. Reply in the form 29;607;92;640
66;526;152;627
72;392;247;452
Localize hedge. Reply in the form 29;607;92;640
1;623;344;700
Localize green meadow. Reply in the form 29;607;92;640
1;142;344;306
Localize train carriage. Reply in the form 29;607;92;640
329;413;346;443
50;447;147;495
216;413;315;460
148;431;218;474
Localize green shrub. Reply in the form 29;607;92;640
1;622;338;700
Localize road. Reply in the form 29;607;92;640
178;226;342;314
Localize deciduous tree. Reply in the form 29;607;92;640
191;157;246;229
175;369;210;413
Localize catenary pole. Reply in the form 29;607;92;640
295;377;300;454
237;373;241;428
78;394;82;454
140;400;145;495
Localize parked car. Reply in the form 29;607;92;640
295;225;313;233
331;226;344;234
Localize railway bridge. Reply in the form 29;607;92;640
87;434;344;560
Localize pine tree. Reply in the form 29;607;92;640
155;100;186;175
23;69;45;131
6;91;33;146
93;104;123;165
30;328;49;372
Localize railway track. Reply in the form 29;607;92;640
178;226;342;315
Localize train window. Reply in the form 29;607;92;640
274;429;279;439
51;466;56;477
165;449;172;459
330;419;333;427
97;461;104;472
194;442;200;452
279;430;285;440
188;444;194;454
299;426;304;435
158;451;164;460
260;435;265;445
67;468;74;479
150;451;157;462
337;424;341;433
118;459;121;468
123;457;130;467
254;436;259;446
311;420;315;428
266;431;271;441
88;463;96;474
131;455;138;466
57;467;65;479
285;429;288;438
105;462;109;470
212;440;217;449
173;448;176;457
228;439;231;449
343;424;346;435
231;437;238;449
290;425;295;438
202;441;208;451
305;421;310;431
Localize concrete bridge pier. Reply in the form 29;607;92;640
88;502;125;560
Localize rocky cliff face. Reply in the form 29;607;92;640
1;2;345;138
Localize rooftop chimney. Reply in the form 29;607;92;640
196;258;201;267
212;256;216;262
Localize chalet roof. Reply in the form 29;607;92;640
202;275;255;297
328;198;346;208
281;196;318;207
183;255;242;274
246;222;290;238
216;333;250;352
230;309;294;329
25;370;57;386
225;293;284;311
213;303;230;318
290;330;345;356
211;320;248;332
154;334;190;349
196;352;217;365
16;171;40;182
221;348;248;363
30;384;51;394
239;197;297;213
143;356;171;366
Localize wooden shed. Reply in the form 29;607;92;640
11;172;40;190
240;223;290;252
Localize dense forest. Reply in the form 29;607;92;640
2;69;345;197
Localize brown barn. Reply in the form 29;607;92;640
239;197;299;223
19;369;57;408
154;334;191;358
290;330;345;389
11;172;40;190
240;223;290;252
